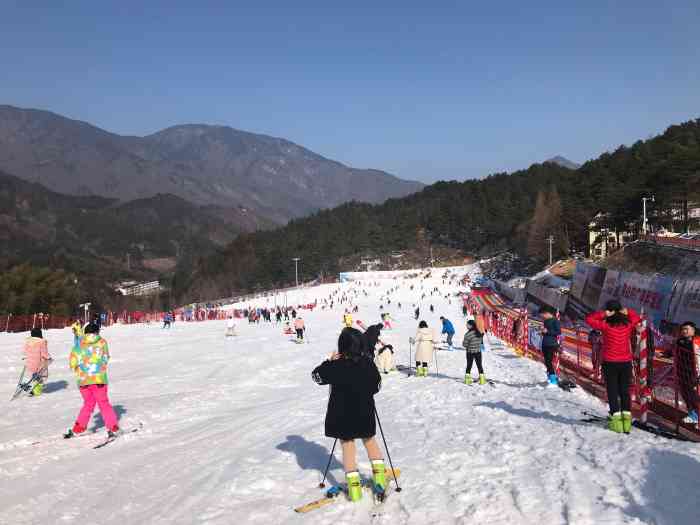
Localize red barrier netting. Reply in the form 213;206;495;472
463;290;700;438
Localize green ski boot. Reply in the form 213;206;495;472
371;460;386;491
479;374;487;385
608;412;623;433
346;471;362;502
464;374;473;385
622;411;632;434
31;382;43;396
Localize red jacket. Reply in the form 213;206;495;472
585;309;641;362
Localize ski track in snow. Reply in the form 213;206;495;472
1;267;699;525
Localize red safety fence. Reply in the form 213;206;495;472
463;290;700;439
643;234;700;251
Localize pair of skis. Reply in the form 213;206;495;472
29;422;143;449
294;468;400;513
580;411;691;441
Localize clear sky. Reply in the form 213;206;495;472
1;1;698;183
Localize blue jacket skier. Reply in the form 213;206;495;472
440;316;455;350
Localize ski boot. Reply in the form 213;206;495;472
64;422;86;439
547;374;559;387
607;412;623;433
31;382;43;396
682;410;698;424
107;425;120;439
346;471;362;502
479;374;487;385
464;374;473;385
371;459;386;492
622;411;632;434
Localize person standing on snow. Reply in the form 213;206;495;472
225;316;237;337
414;320;435;377
65;323;120;438
439;316;455;350
312;328;386;502
585;301;641;434
294;317;306;342
343;310;353;328
23;327;52;396
70;318;83;348
676;321;700;424
462;320;486;385
539;306;562;386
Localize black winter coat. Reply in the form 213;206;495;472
312;358;381;440
363;324;383;355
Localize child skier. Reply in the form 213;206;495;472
343;311;353;328
462;320;486;384
23;328;52;396
225;316;236;337
375;343;395;374
65;323;120;438
294;317;305;342
439;316;455;350
414;321;435;376
312;327;386;502
70;318;83;347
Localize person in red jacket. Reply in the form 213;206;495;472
585;300;641;434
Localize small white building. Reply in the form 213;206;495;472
117;280;162;296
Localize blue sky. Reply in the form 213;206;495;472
1;1;698;183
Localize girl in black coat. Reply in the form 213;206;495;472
312;327;386;501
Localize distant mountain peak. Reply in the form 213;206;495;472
545;156;580;170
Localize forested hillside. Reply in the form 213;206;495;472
179;119;700;302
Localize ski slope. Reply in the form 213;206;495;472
2;266;699;525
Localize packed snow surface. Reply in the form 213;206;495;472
2;265;699;525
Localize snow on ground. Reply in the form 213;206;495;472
2;265;699;525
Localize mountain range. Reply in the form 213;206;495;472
0;105;423;224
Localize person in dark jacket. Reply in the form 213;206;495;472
462;320;486;385
676;321;700;424
540;306;561;386
586;300;641;433
312;327;386;502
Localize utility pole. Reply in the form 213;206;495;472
292;257;300;287
546;235;555;266
642;196;655;236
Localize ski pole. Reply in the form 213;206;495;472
319;438;338;488
408;338;413;377
374;408;401;492
433;347;439;376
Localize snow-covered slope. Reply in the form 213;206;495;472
2;265;698;525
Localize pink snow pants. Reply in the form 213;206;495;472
76;384;118;430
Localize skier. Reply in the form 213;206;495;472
294;317;306;342
311;328;386;502
65;323;120;438
225;316;237;337
70;318;83;347
462;320;486;385
414;321;435;377
382;312;392;330
439;316;455;350
539;306;561;386
162;312;172;329
414;307;420;320
430;304;434;313
375;343;395;374
23;327;52;396
343;311;353;328
676;321;700;424
585;301;641;434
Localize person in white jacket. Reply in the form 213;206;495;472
414;321;435;377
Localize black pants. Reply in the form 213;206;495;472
296;328;304;339
542;345;558;376
602;361;632;414
466;353;483;374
